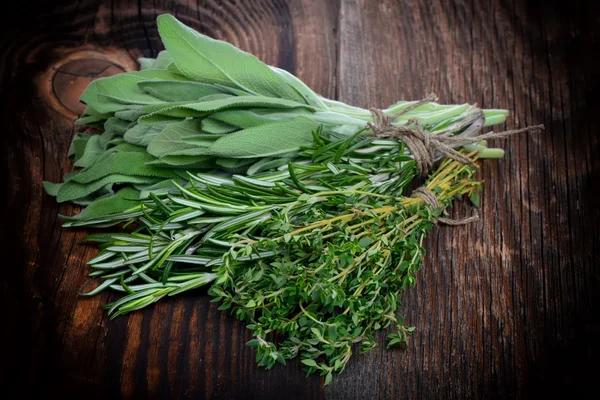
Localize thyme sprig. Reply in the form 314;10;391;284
76;131;482;384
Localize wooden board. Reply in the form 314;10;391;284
1;0;598;398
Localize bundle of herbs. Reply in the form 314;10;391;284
45;14;542;384
45;14;508;209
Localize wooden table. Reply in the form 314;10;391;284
2;1;598;398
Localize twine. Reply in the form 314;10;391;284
410;187;480;226
368;94;545;176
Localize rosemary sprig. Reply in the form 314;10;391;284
77;131;482;383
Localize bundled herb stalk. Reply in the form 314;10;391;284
45;14;542;384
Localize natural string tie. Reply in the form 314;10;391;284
410;187;480;226
367;94;545;176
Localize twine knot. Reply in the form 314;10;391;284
410;187;480;226
367;94;544;176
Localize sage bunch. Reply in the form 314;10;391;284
45;14;507;218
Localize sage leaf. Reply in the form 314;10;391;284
206;117;318;158
215;158;259;170
246;156;295;176
269;66;326;109
73;135;104;168
114;108;147;122
181;133;226;144
80;69;189;113
62;187;141;221
213;84;252;97
153;50;174;69
43;181;62;197
74;112;112;126
69;185;115;206
210;110;275;128
201;118;238;134
137;80;229;102
138;100;207;114
71;152;178;184
56;174;157;203
75;141;145;169
166;60;184;75
104;117;130;135
139;96;313;124
147;119;210;157
156;14;307;104
69;133;91;160
135;179;182;198
145;155;215;167
123;123;167;147
74;132;114;167
75;105;112;126
138;57;155;70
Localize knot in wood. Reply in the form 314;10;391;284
39;49;137;118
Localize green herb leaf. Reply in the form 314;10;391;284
210;110;275;128
73;131;117;168
324;371;333;386
139;95;313;124
56;174;156;203
157;14;308;104
147;119;210;157
301;359;318;368
201;118;238;134
469;190;480;207
62;187;141;221
152;50;174;69
215;157;258;170
70;152;178;184
269;66;326;109
137;80;228;102
145;155;214;167
138;57;155;70
206;117;318;158
80;69;188;113
123;123;167;147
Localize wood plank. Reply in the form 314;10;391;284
331;0;600;398
0;1;337;398
1;0;598;399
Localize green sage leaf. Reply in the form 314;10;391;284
206;117;318;158
56;174;157;203
70;152;178;184
157;14;307;104
62;187;141;221
139;95;313;124
80;69;189;113
137;80;229;102
147;119;211;157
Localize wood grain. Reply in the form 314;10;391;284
1;0;598;399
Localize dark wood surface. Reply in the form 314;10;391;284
2;0;599;398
